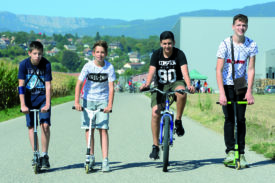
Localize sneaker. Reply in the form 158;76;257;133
149;145;160;160
175;120;185;136
89;155;95;170
102;158;110;172
40;155;50;169
240;154;249;168
223;151;234;164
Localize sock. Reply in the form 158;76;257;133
41;152;48;157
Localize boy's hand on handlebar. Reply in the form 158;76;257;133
187;85;195;94
41;105;50;113
104;106;112;113
21;105;29;114
140;84;150;92
74;103;82;111
219;94;227;106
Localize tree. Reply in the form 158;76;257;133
95;32;101;42
61;50;80;72
15;32;29;44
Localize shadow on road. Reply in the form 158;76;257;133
167;158;224;172
110;158;224;172
249;159;275;168
43;163;84;173
110;161;162;171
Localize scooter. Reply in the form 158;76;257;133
217;101;248;170
72;106;111;173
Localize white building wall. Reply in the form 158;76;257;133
172;17;275;90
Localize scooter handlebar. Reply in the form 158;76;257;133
72;106;112;112
216;101;248;104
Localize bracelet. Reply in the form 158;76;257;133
18;86;25;94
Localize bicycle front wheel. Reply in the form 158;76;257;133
163;116;170;172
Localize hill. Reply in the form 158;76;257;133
0;1;275;38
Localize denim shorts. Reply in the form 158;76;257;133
81;99;109;130
25;101;51;127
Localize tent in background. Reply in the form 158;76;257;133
189;69;208;80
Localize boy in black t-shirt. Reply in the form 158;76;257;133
18;41;52;169
140;31;195;159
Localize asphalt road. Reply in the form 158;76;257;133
0;93;274;183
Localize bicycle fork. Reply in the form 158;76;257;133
159;112;174;146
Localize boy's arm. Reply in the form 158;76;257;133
74;80;83;111
180;64;195;93
216;57;227;105
19;79;29;113
245;56;256;105
41;81;51;112
105;81;114;113
140;66;156;90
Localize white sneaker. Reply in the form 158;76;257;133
102;158;110;172
240;154;249;168
223;151;234;164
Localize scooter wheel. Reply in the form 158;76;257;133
85;164;89;174
235;161;241;170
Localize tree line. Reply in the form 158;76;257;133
0;31;160;76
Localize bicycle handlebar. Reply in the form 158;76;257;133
72;106;112;112
140;87;191;95
216;101;248;105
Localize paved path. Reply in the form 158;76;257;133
0;93;274;183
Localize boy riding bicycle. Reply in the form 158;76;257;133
140;31;195;159
74;40;115;172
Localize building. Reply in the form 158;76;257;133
172;17;275;90
0;39;7;49
109;42;123;51
64;45;77;51
46;47;60;56
123;63;144;70
128;51;140;63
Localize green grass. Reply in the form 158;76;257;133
169;93;275;160
0;95;74;122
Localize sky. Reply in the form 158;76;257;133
0;0;274;21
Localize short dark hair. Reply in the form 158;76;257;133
233;14;248;25
92;40;108;53
29;41;44;52
160;31;175;42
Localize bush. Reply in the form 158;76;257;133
0;61;77;110
0;62;19;110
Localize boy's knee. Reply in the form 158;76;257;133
176;93;186;101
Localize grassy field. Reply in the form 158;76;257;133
173;93;275;159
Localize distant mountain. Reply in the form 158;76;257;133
1;1;275;38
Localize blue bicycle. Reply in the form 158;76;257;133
142;87;190;172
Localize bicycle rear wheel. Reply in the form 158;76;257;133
163;116;170;172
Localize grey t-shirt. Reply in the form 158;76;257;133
79;60;116;101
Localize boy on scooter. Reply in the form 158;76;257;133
216;14;258;168
18;41;52;169
74;40;115;172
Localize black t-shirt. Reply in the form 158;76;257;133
150;47;187;85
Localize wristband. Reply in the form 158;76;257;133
18;86;25;94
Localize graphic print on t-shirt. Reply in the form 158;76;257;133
26;68;45;93
87;73;108;82
158;60;177;84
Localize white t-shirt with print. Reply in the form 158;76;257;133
216;36;258;85
78;60;116;101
